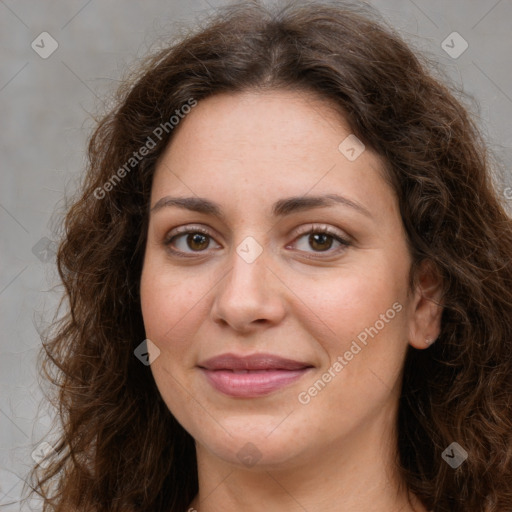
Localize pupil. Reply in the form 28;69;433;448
310;233;332;251
188;233;208;251
184;232;333;252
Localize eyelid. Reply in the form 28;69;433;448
164;223;350;241
163;222;352;257
290;223;351;242
164;224;216;241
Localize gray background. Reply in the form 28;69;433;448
1;0;511;509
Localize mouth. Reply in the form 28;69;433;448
197;353;314;398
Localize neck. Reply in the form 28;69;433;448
187;404;428;512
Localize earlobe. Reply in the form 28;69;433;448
408;259;444;350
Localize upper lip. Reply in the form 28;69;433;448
198;353;313;371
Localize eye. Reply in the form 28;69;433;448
288;224;352;257
164;226;221;257
163;223;352;258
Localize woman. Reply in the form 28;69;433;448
28;1;512;511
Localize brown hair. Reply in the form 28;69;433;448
26;1;512;511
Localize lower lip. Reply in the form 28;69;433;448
200;368;311;398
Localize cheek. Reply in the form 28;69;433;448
293;262;406;344
140;262;205;423
293;263;409;397
140;258;206;343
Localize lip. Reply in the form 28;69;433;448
198;353;314;398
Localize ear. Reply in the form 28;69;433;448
407;259;444;349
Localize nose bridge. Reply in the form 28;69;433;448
211;233;284;330
224;234;269;303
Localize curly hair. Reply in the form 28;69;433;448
26;1;512;511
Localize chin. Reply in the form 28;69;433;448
193;416;313;470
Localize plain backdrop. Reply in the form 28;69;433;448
1;0;511;509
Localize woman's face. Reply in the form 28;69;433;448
140;89;437;469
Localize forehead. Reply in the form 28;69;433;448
158;89;352;165
151;89;396;220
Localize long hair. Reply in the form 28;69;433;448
27;1;512;510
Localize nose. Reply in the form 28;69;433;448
210;237;286;334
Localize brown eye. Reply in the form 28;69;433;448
289;226;352;257
164;227;221;256
308;232;334;252
185;232;210;251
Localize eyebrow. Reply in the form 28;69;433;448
150;193;373;220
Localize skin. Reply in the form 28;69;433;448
140;89;443;512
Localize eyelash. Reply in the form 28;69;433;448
163;224;352;259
